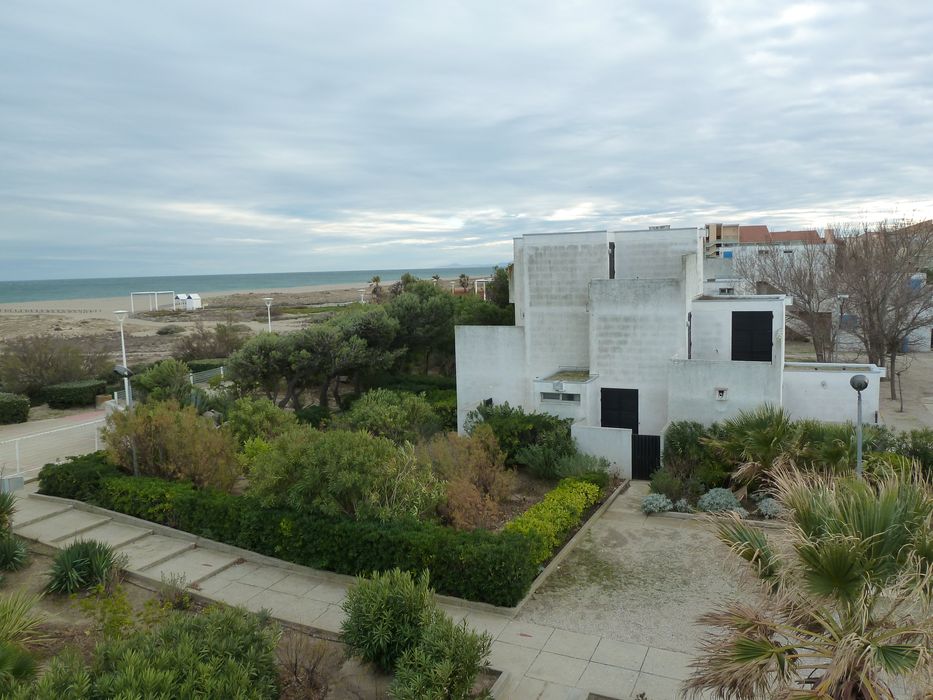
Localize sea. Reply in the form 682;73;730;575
0;266;499;304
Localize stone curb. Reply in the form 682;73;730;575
652;510;785;529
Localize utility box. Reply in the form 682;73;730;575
0;475;24;493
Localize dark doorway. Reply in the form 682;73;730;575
731;311;773;362
601;388;638;431
632;434;661;480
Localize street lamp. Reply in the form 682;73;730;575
850;374;868;479
113;311;133;408
263;297;273;332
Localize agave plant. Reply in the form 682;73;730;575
0;592;47;647
45;540;126;595
684;464;932;699
0;492;16;531
703;405;798;486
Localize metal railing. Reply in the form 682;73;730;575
0;419;106;479
113;366;226;403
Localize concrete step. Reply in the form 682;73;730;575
149;547;240;585
116;534;195;572
11;497;72;528
15;509;111;544
57;521;153;550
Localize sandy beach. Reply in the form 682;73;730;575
0;278;458;364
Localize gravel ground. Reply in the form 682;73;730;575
517;482;754;653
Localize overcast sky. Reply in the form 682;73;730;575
2;1;932;280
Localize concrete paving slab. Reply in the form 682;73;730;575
641;647;693;681
509;676;575;700
305;580;347;605
234;565;291;589
210;580;266;607
576;662;638;698
544;628;601;661
489;641;541;677
631;671;684;698
498;620;555;650
57;521;151;550
116;535;194;572
309;604;345;633
268;572;325;597
16;509;110;543
11;498;71;527
260;590;331;627
591;638;649;672
463;610;510;639
526;651;588;686
151;548;239;584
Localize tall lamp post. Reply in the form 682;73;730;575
850;374;868;478
113;311;133;408
263;297;273;332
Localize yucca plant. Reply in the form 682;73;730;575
0;492;16;531
0;592;47;647
0;642;36;694
45;540;125;595
0;535;28;572
684;464;933;699
703;405;797;486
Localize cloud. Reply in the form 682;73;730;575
0;0;931;279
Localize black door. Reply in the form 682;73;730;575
601;388;638;431
632;434;661;480
731;311;773;362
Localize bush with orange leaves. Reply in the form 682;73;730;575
416;425;515;530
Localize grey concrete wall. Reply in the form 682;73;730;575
611;228;703;280
783;363;884;424
572;424;632;478
690;297;787;367
589;278;687;435
455;325;527;432
668;358;782;425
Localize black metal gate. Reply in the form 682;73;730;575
632;434;661;480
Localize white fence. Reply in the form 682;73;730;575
114;366;225;403
0;419;106;480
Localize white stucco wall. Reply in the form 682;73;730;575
589;278;687;435
571;424;632;478
690;296;787;366
782;363;884;425
610;227;703;279
668;358;783;425
455;325;527;432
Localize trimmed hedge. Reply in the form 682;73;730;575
505;478;602;565
39;379;106;408
0;392;30;424
185;358;227;373
38;453;539;607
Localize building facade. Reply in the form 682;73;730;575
455;227;884;478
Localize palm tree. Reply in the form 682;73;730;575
458;273;471;292
703;405;799;486
684;464;932;699
369;275;383;302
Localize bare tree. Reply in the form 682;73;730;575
733;242;841;362
835;220;933;400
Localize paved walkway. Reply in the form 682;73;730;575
11;491;695;699
0;411;105;479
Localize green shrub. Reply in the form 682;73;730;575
226;396;298;446
505;478;601;565
45;540;125;594
135;359;192;404
649;467;684;501
663;420;711;466
294;403;331;428
371;373;456;393
0;393;29;425
337;389;442;444
155;324;184;336
38;380;105;408
390;609;492;700
757;497;782;519
894;428;933;478
0;536;28;572
185;358;227;373
0;641;37;694
554;452;610;480
641;493;673;514
466;402;574;466
38;457;538;606
37;452;120;502
341;569;436;673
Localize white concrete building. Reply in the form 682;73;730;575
455;227;885;478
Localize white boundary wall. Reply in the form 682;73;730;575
572;424;632;478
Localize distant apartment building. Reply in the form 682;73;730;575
455;227;884;478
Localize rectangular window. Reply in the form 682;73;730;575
541;392;580;403
541;392;561;401
731;311;773;362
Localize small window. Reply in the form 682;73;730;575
560;393;580;403
541;392;561;401
783;249;793;255
758;249;771;255
718;287;735;295
541;392;580;403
